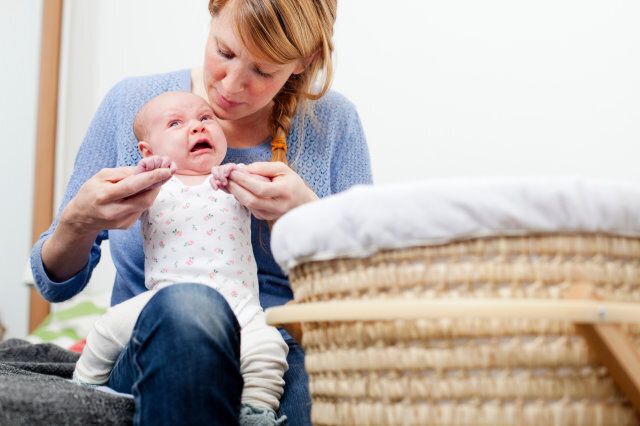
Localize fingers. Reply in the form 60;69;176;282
135;156;175;174
225;180;283;220
242;161;288;178
110;167;173;199
97;166;136;183
228;169;282;198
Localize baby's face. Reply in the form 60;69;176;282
139;92;227;175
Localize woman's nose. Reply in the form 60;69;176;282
221;64;245;94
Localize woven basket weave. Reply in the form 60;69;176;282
285;235;640;425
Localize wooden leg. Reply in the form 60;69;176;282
575;323;640;415
566;284;640;416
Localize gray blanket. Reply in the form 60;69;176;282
0;339;133;425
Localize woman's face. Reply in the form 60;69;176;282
203;7;304;123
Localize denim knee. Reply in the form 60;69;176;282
136;283;240;350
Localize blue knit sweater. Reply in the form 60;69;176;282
31;69;372;311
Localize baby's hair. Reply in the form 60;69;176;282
208;0;337;164
133;102;150;142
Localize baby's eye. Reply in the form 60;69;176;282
169;120;181;128
200;115;213;121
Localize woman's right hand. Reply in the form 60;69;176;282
41;165;173;282
62;165;174;233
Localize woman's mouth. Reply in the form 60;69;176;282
215;90;240;109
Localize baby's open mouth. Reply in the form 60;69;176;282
191;138;213;152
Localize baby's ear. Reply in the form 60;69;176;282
138;141;153;158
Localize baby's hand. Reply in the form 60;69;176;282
134;156;176;175
210;163;238;191
133;156;176;192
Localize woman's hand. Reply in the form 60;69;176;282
42;165;174;282
224;161;318;221
63;165;174;234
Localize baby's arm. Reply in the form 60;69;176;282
210;163;269;192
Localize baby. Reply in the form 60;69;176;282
73;91;288;423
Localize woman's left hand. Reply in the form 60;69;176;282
225;161;318;221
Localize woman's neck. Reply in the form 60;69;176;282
191;67;271;149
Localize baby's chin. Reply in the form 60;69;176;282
175;162;218;176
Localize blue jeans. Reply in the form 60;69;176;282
108;284;311;425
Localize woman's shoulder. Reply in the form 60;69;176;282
310;90;358;118
113;69;191;92
103;69;192;110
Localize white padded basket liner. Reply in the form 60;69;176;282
271;177;640;272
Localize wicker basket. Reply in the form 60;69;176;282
270;234;640;425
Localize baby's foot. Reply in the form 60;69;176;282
239;404;286;426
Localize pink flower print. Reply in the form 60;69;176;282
232;216;239;222
185;257;194;266
220;207;229;213
206;228;214;236
229;233;236;241
181;187;190;193
161;267;168;273
172;229;182;237
208;195;216;202
159;240;165;248
165;218;174;225
231;290;238;298
157;212;164;218
182;203;191;209
203;213;214;221
184;240;194;247
226;259;235;266
242;281;248;287
214;248;224;255
236;269;243;276
151;256;158;264
247;255;252;263
209;272;216;280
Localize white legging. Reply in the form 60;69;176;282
74;289;289;411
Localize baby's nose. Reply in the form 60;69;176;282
191;123;205;133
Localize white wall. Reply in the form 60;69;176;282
44;0;640;319
58;0;640;188
333;1;640;182
0;0;42;338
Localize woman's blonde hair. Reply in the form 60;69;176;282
208;0;336;164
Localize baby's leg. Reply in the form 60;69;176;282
73;290;156;385
240;311;289;411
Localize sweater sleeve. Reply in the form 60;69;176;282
330;96;373;194
30;81;124;302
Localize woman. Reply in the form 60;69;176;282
31;0;372;424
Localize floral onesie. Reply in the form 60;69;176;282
74;176;288;411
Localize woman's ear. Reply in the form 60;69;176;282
138;141;154;158
293;50;319;75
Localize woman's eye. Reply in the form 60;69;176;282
217;48;233;59
254;67;273;78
